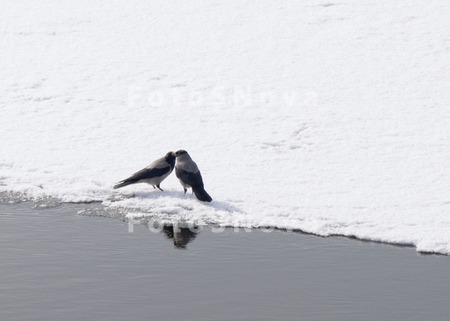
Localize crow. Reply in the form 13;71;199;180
175;150;212;202
114;152;176;191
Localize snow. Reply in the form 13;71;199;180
1;0;450;254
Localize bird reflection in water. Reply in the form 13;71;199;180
162;224;201;249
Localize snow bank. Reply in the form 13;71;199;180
1;0;450;254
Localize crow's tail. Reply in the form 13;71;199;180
113;180;135;189
193;187;212;202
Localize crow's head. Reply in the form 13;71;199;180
175;150;188;157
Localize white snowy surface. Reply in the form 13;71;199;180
1;0;450;254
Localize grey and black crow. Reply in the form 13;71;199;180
114;152;176;191
175;150;212;202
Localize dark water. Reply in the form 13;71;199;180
0;203;449;321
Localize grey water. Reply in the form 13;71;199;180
0;203;449;321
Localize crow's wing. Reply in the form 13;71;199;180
118;166;171;184
175;167;204;188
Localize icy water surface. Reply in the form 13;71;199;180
0;203;449;321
